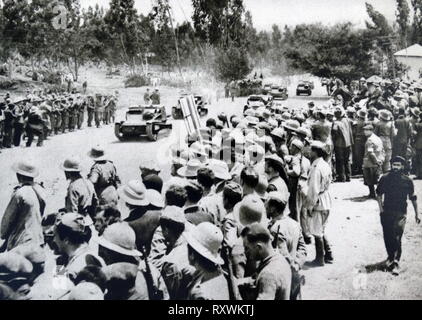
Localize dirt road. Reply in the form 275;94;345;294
1;75;421;300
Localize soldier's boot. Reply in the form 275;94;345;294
309;236;325;267
323;236;334;264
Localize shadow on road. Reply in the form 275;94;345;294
110;129;172;144
344;195;372;202
365;260;389;273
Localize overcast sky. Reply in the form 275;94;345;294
81;0;403;30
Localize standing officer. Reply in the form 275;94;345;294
414;111;422;179
352;109;368;175
60;98;69;134
53;100;62;135
305;141;333;267
68;97;76;132
332;106;353;182
150;89;161;105
144;88;151;104
103;96;110;125
77;95;85;130
393;108;412;160
87;95;95;127
94;94;103;128
2;102;14;148
374;110;396;173
376;156;420;276
12;102;25;146
363;124;385;199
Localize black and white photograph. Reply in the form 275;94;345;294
0;0;422;303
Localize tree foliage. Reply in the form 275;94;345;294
284;23;377;82
214;46;251;82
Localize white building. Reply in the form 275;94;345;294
394;44;422;81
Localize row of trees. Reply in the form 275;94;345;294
0;0;421;84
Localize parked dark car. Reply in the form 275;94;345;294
296;81;312;96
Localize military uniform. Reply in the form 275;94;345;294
187;269;230;300
77;100;85;130
414;121;422;178
306;157;333;264
374;119;396;172
2;106;14;148
393;115;412;159
94;96;103;128
87;97;95;127
0;182;46;251
363;133;384;191
60;102;69;133
26;109;45;147
352;118;367;174
161;236;195;300
65;177;97;215
252;253;292;300
12;105;25;146
68;102;76;131
88;160;120;207
150;92;160;105
332;117;353;181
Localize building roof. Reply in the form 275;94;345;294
394;44;422;58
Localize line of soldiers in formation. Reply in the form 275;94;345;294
0;76;421;301
0;90;119;150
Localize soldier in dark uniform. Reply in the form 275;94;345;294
0;102;5;151
12;103;25;146
150;89;160;105
26;106;44;147
2;102;15;148
414;111;422;179
87;145;121;209
60;98;69;134
352;110;367;175
87;95;95;127
77;95;85;130
53;100;62;135
393;108;412;161
68;97;76;132
109;95;117;123
376;156;420;276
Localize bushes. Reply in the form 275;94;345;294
124;74;150;88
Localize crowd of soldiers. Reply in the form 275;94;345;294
0;89;118;150
0;75;421;300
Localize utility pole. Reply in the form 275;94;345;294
165;2;183;77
